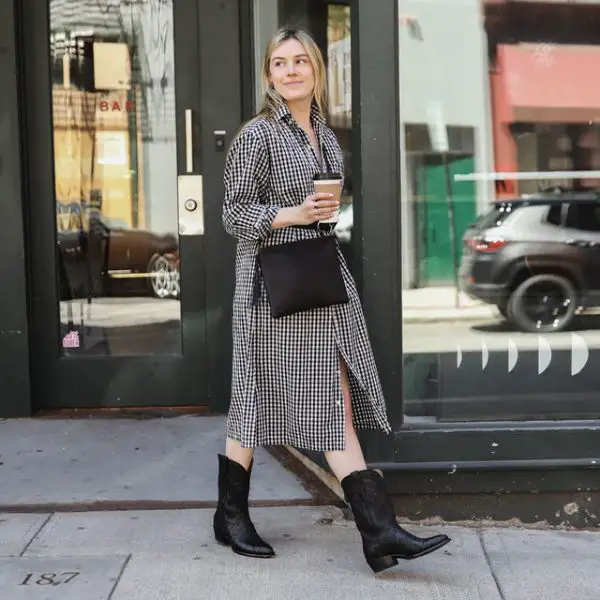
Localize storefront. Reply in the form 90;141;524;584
1;0;599;525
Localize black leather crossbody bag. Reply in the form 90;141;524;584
256;231;349;318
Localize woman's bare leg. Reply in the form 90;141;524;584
324;359;367;481
225;437;254;470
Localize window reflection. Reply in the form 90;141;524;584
327;5;353;256
400;0;600;424
50;0;181;356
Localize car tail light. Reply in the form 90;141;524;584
468;238;507;253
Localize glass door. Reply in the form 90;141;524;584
22;0;240;410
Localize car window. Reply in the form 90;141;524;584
565;201;600;232
546;203;563;226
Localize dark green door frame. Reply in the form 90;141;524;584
198;0;243;412
0;0;31;417
351;0;404;430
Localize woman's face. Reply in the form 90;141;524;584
268;38;315;105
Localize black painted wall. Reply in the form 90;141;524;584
0;0;31;417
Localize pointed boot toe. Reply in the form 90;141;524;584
230;535;275;559
406;533;451;559
246;539;275;558
214;514;275;558
377;527;451;561
214;525;275;558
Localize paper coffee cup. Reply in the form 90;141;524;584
313;172;342;223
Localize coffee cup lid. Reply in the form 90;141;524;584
313;172;342;181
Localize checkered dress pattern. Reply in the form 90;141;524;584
222;101;392;451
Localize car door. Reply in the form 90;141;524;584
563;200;600;305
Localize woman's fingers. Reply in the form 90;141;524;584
303;193;339;223
316;200;339;208
307;192;334;202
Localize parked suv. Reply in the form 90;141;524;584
460;189;600;333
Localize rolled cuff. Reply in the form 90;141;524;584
254;205;281;239
223;203;281;241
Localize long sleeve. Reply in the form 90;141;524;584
222;127;280;241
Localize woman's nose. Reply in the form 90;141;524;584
286;61;297;75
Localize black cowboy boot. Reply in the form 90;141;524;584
341;469;450;573
213;454;275;558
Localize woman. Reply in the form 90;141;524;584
214;27;450;573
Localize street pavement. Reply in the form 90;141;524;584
1;415;599;599
402;286;498;323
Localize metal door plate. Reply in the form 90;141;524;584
178;175;204;236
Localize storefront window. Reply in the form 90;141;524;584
399;0;600;423
50;0;181;356
253;0;354;261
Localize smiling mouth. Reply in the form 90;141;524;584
285;81;303;85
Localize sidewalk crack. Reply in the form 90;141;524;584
19;513;53;557
477;529;507;600
107;553;132;600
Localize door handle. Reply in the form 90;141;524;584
178;175;204;236
185;109;193;173
178;110;204;235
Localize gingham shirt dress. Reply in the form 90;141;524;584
222;101;392;452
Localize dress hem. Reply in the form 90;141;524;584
225;425;391;453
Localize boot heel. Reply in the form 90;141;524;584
213;526;229;546
366;554;398;573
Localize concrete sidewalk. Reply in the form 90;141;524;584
403;286;499;323
0;415;322;509
2;506;599;599
1;415;599;599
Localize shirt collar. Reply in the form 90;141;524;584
273;99;327;129
273;100;292;122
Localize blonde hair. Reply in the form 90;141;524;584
254;27;328;122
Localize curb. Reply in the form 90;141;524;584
0;498;328;514
402;312;498;324
282;446;346;503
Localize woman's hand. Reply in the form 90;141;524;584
294;193;339;225
271;193;340;230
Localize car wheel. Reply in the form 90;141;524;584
148;254;180;300
507;274;577;333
